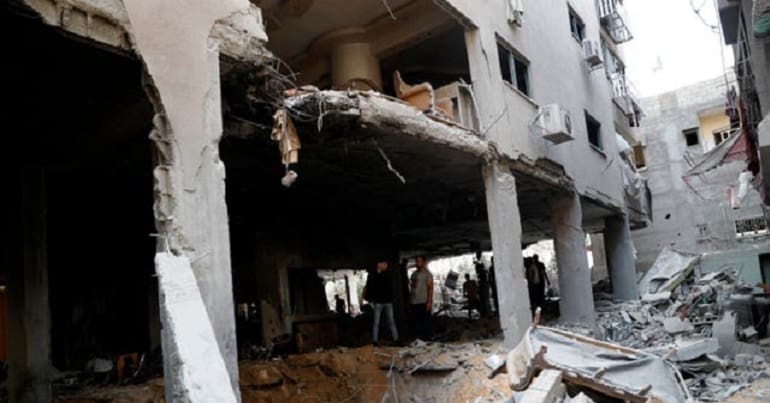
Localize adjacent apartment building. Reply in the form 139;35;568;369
631;74;770;285
5;0;646;400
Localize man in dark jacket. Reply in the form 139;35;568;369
364;259;399;346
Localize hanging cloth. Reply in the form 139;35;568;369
271;108;301;166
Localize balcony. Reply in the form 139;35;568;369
599;0;633;44
610;73;642;126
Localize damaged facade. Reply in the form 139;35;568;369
2;0;656;401
631;74;770;286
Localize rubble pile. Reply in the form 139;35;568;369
552;248;770;401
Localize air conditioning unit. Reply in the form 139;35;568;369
538;104;574;144
583;39;603;68
506;0;524;26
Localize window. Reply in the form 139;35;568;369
735;216;769;238
713;127;732;145
497;42;530;96
696;224;709;240
569;7;586;41
682;127;700;147
585;111;602;150
632;144;646;169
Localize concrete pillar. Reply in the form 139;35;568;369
482;161;531;348
604;214;638;301
8;167;52;403
551;193;595;324
120;0;245;395
330;38;381;90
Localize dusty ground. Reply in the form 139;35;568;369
726;378;770;403
55;340;513;403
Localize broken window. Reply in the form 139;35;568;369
568;6;586;42
683;127;700;147
632;144;646;169
584;111;603;150
497;42;530;96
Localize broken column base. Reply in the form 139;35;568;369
519;369;565;403
155;252;237;403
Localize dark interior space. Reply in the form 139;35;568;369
6;7;156;371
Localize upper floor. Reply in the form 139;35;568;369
255;0;644;213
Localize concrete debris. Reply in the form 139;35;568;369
664;316;696;334
552;256;770;401
518;369;565;403
507;325;689;402
638;247;700;297
154;253;238;403
566;392;596;403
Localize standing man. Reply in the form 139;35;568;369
363;259;399;346
409;256;434;341
462;273;479;320
533;255;550;300
527;255;550;310
474;251;490;318
489;257;499;314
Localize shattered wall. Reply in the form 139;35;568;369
631;75;769;280
19;0;269;398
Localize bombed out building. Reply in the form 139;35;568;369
4;0;650;400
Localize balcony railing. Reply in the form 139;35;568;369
610;73;642;125
599;0;633;44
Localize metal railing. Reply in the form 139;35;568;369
610;72;641;123
599;0;633;43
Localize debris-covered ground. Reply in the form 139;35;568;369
545;248;770;402
56;339;515;403
53;249;770;402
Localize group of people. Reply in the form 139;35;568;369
462;252;498;320
362;253;551;346
362;256;434;346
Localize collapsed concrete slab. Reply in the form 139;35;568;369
506;326;689;403
638;247;700;298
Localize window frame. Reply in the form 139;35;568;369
682;127;700;147
497;40;531;97
568;6;586;42
712;127;732;146
584;111;603;151
632;144;646;169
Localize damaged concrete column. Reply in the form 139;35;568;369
483;161;531;348
120;0;266;398
7;167;52;403
604;214;638;301
551;193;595;324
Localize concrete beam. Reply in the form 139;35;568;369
551;192;595;324
483;161;531;348
8;167;52;403
605;214;638;301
